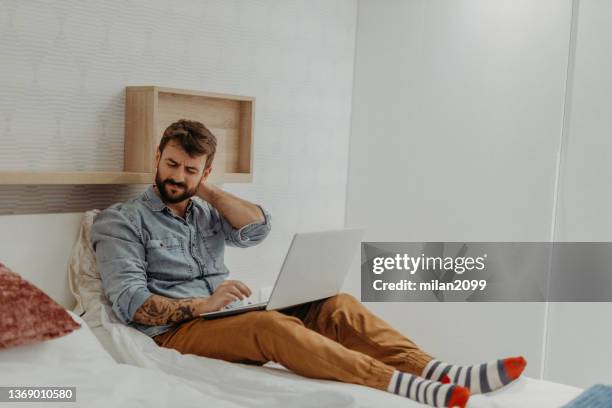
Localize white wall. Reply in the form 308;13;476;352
0;0;358;297
0;212;83;309
345;0;573;378
544;0;612;388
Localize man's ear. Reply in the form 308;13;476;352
202;166;213;180
154;149;161;169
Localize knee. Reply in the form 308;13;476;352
327;292;359;308
321;292;360;315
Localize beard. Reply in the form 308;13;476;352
154;171;199;204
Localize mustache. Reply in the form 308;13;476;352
164;179;186;188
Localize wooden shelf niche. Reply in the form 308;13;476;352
0;86;254;185
125;86;254;184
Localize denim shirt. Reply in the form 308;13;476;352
90;184;272;338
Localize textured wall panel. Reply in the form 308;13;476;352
0;185;148;215
0;0;358;290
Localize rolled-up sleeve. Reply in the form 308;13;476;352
218;204;272;248
90;207;152;324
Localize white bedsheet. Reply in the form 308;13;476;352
98;304;583;408
0;313;247;408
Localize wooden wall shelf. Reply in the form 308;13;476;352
125;86;254;179
0;86;255;185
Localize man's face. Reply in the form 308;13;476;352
154;141;211;204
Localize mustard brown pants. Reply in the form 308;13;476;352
153;293;434;391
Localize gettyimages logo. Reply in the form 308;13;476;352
361;242;612;302
371;251;487;274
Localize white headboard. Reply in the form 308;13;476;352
0;212;83;309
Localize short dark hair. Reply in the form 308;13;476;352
159;119;217;169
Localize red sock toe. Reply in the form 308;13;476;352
447;385;470;408
441;374;451;384
503;356;527;380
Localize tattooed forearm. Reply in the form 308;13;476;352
133;294;203;326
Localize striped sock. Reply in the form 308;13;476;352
422;356;527;394
387;370;470;407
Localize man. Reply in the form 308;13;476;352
91;119;526;408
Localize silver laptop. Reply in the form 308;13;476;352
200;228;364;319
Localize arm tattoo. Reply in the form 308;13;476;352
133;295;200;326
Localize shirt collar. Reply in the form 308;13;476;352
143;185;166;211
185;197;194;216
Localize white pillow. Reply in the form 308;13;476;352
67;209;110;329
67;210;146;362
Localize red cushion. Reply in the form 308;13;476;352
0;262;80;350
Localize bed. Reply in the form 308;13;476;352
97;302;583;408
0;211;585;407
0;308;584;408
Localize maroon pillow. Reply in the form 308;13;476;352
0;262;80;350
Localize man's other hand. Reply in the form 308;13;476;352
203;280;253;313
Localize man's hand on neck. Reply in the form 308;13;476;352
196;180;265;229
195;180;219;204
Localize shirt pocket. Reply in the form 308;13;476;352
200;219;221;238
200;224;226;274
145;236;193;280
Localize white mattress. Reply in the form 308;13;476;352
95;304;583;408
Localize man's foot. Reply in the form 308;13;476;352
422;356;527;394
387;370;470;407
